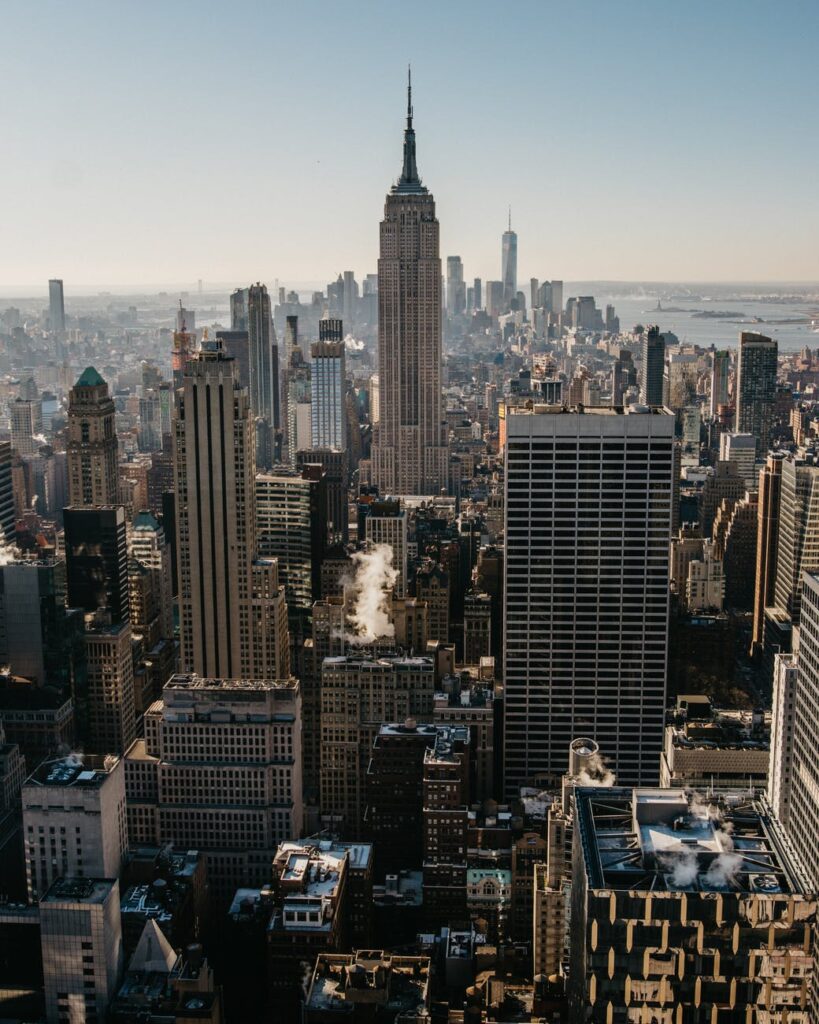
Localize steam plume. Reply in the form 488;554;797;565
575;753;615;787
344;544;398;644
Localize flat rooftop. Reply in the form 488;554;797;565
306;952;429;1016
576;787;811;895
42;877;115;905
26;754;119;789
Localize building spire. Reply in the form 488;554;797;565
508;205;511;231
394;65;426;194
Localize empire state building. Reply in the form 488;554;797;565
371;73;447;496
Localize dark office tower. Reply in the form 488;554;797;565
473;278;482;311
230;287;248;331
501;210;517;307
285;314;299;356
64;505;129;624
371;72;447;496
66;366;119;507
446;256;465;318
639;325;665;407
215;330;250;390
174;339;289;681
0;441;13;541
737;331;778;457
711;349;730;416
247;282;280;467
503;406;674;794
48;279;65;334
296;448;348;546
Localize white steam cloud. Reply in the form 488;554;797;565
344;334;365;352
575;752;615;787
344;543;398;644
0;538;17;566
664;847;699;888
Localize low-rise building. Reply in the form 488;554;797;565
304;951;430;1022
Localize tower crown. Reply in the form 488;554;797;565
393;66;427;195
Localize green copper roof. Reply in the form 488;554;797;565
76;366;105;387
133;510;160;531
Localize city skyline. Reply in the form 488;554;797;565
3;1;818;288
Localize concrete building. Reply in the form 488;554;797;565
768;652;797;828
83;615;136;755
433;670;496;803
639;326;665;407
0;440;13;541
371;73;447;496
129;510;173;640
174;338;289;681
685;539;725;612
569;787;816;1022
247;282;279;467
719;431;757;489
364;499;408;598
503;406;674;792
10;397;41;456
22;753;127;900
710;348;730;416
41;876;123;1024
320;656;435;835
304;951;430;1023
48;278;66;334
773;445;819;626
446;255;465;319
124;673;302;902
67;366;119;506
660;697;769;790
752;452;784;654
414;561;449;643
736;331;778;457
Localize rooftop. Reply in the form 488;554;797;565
26;754;119;789
75;366;106;388
306;951;430;1016
576;787;811;895
42;877;116;905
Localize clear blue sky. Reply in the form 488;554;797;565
3;0;817;290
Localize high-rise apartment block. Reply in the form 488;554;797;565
504;406;674;793
67;366;119;506
22;753;127;900
736;331;778;457
174;339;288;681
41;877;123;1024
124;673;302;901
719;431;757;488
371;75;447;496
639;325;665;407
311;319;347;452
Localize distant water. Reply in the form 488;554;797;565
606;295;818;353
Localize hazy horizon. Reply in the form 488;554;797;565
3;0;818;287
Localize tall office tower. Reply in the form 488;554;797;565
772;446;819;626
84;615;136;754
319;655;435;835
503;407;674;794
284;320;312;463
10;398;41;456
446;256;465;318
129;510;173;639
769;651;797;827
48;278;65;334
752;453;784;654
719;431;757;489
473;277;482;311
569;787;817;1022
22;753;127;899
364;497;408;597
737;331;778;457
247;282;280;467
342;270;357;332
710;348;730;415
311;319;347;452
124;674;303;901
501;210;517;307
550;280;563;316
463;591;492;662
64;505;129;624
66;366;119;506
0;558;84;689
296;448;348;546
215;329;250;389
0;441;14;540
415;561;449;643
176;305;196;334
639;325;665;406
256;467;327;615
529;277;540;311
174;339;289;680
485;281;504;318
371;74;448;496
40;877;123;1024
230;286;248;331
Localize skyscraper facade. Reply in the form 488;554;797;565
710;348;730;415
247;282;280;466
311;319;347;452
173;339;289;681
501;214;517;307
48;278;65;334
446;256;465;318
736;331;778;457
63;505;129;625
639;326;665;407
67;366;119;507
503;406;674;793
371;75;447;496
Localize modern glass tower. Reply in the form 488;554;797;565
371;71;447;496
310;318;347;452
501;210;517;307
